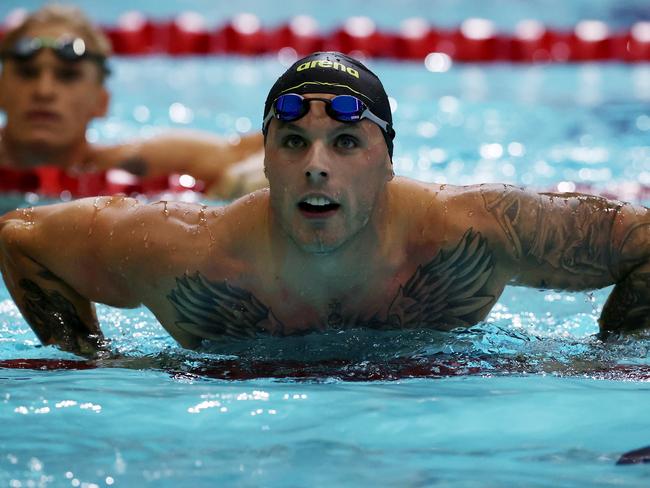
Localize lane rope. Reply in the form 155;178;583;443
1;11;649;62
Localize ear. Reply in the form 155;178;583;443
92;86;110;118
262;140;269;178
384;155;394;182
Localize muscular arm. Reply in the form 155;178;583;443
87;130;266;198
0;199;143;354
479;185;650;335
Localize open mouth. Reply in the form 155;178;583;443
298;196;341;216
26;110;61;123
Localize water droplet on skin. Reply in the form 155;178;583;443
198;205;207;224
467;211;474;217
20;207;35;227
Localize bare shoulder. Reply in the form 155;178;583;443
390;179;516;245
389;178;521;212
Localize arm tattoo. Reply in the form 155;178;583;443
600;271;650;335
482;186;620;276
19;279;102;353
168;229;495;339
481;187;525;259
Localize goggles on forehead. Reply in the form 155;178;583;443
0;36;110;74
263;93;393;136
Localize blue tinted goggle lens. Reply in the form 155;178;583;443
274;94;366;122
274;94;308;121
328;95;365;121
264;93;391;134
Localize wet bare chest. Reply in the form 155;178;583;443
162;229;501;340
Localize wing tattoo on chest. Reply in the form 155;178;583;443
361;229;495;330
168;229;495;339
168;275;284;340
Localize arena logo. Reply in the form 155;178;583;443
296;60;360;78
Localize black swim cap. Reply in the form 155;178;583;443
263;51;395;157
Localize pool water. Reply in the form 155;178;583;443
2;2;650;487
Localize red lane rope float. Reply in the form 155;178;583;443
31;13;648;62
107;14;650;62
0;166;204;199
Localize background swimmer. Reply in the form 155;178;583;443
0;4;267;199
0;51;649;355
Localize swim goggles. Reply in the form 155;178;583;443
263;93;393;136
0;36;110;74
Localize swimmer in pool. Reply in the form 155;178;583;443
0;5;266;199
1;51;649;354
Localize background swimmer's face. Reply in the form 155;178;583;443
264;93;393;254
0;22;108;155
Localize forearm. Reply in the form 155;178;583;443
599;205;650;336
0;218;104;355
599;259;650;337
90;131;263;183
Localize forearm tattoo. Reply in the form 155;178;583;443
482;186;621;276
19;278;102;353
600;271;650;335
168;229;495;339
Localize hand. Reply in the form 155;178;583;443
206;151;267;200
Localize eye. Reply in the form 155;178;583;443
334;134;359;150
55;66;83;82
282;134;307;149
14;63;39;79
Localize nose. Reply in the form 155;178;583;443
33;70;57;100
304;142;330;184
